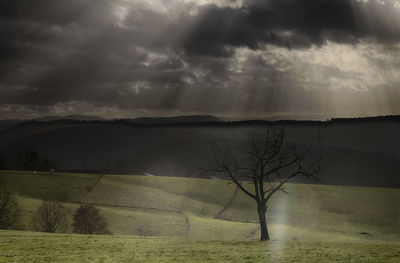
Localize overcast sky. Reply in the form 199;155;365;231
1;0;400;119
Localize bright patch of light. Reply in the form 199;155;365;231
181;0;244;8
114;5;129;27
115;0;243;16
141;52;169;67
130;81;150;94
260;41;400;92
355;0;398;4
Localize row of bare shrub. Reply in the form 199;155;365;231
32;201;109;234
1;175;108;234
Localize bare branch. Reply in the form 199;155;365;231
225;167;257;200
203;127;321;241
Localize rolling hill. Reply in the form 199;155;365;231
0;116;399;187
1;170;399;262
1;170;399;241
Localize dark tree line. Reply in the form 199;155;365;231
0;153;6;170
22;151;59;171
0;151;58;171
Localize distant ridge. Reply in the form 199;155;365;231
0;115;105;132
115;114;400;126
0;120;24;132
329;115;400;123
1;114;400;132
118;115;222;125
33;114;105;122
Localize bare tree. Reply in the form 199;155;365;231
0;175;22;229
73;204;109;234
207;128;320;241
32;201;69;233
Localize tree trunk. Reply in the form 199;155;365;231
257;204;269;241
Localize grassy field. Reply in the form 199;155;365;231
1;170;400;262
1;231;400;263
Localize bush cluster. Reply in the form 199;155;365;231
32;202;109;234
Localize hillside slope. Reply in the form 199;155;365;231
1;118;400;187
1;122;400;187
1;171;399;241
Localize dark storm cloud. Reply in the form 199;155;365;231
0;0;187;107
0;0;399;118
182;0;400;56
0;0;114;26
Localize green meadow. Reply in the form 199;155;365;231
0;170;399;262
1;231;400;263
